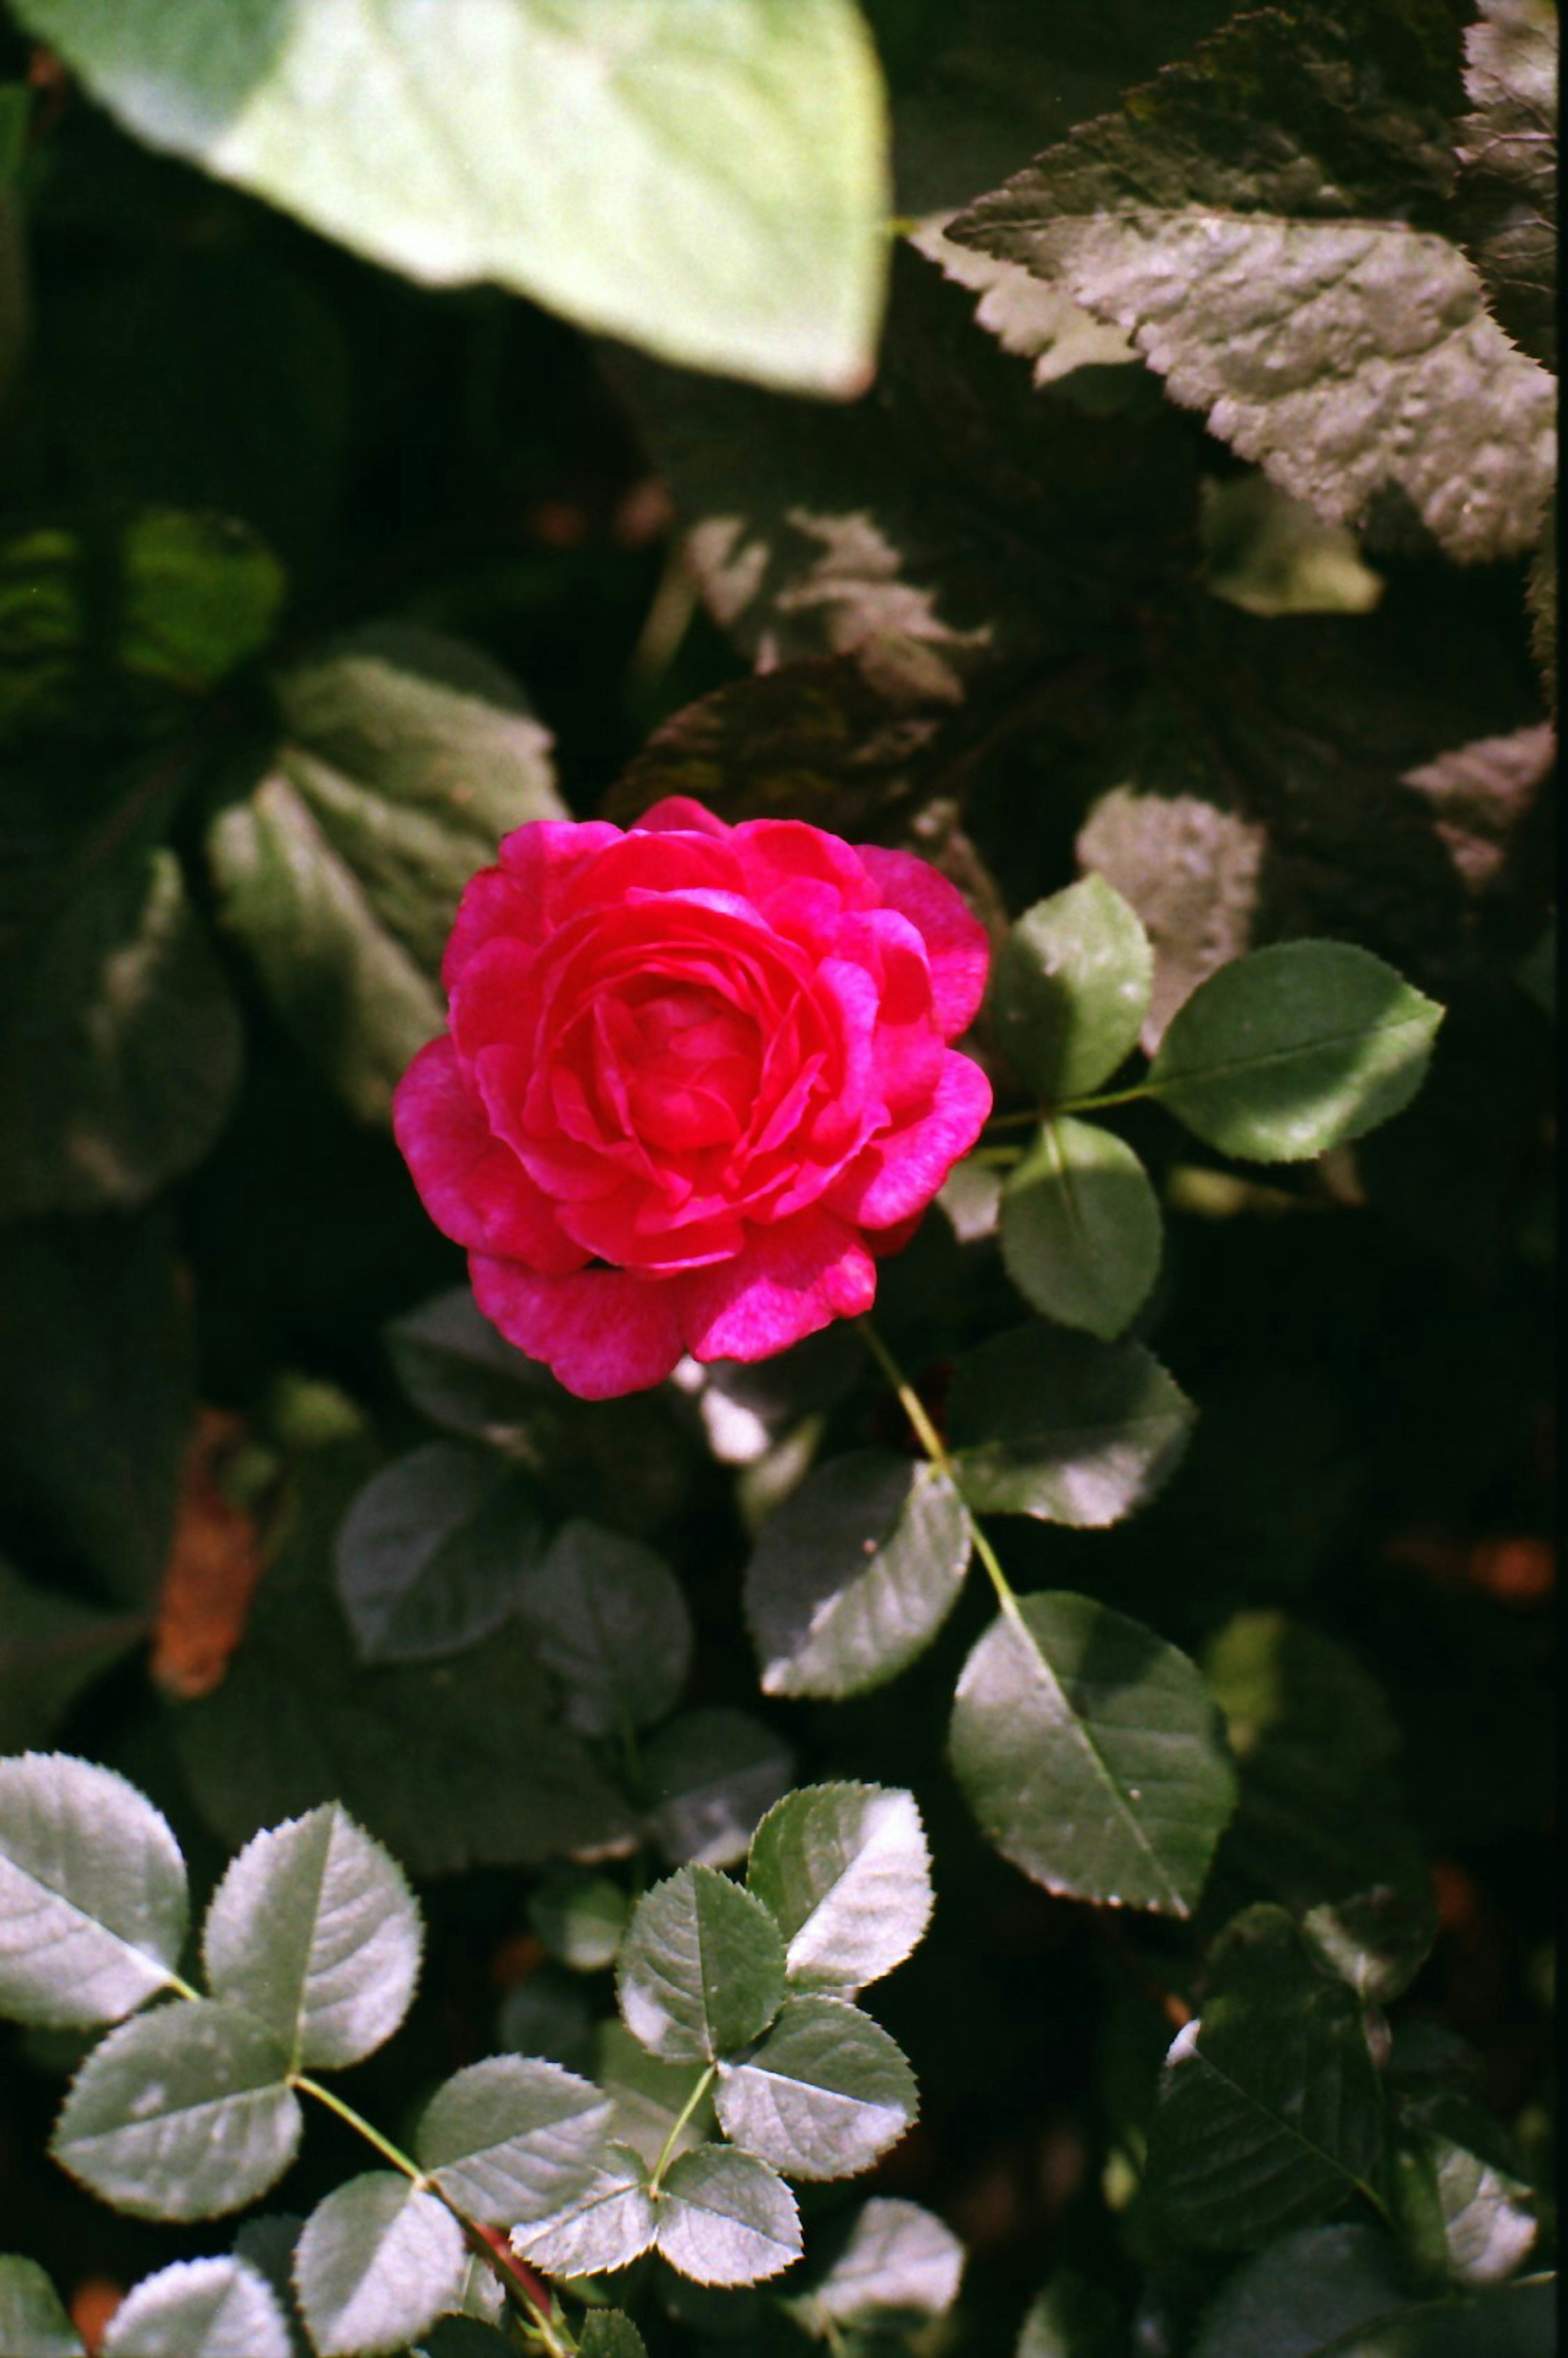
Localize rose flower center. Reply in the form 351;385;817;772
612;981;762;1152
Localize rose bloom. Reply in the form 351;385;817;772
393;798;991;1399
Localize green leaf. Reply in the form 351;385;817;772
1146;942;1444;1163
746;1784;933;1992
744;1452;971;1700
528;1871;630;1975
200;1802;423;2070
1398;2094;1539;2288
716;1994;918;2180
509;2143;657;2278
9;0;889;396
0;1753;188;2029
0;842;241;1218
209;624;561;1123
1193;2224;1558;2357
578;2316;648;2358
333;1443;546;1667
0;1563;141;1752
52;1999;301;2220
949;1594;1236;1917
0;2255;85;2357
641;1709;794;1871
593;2021;716;2170
793;2197;964;2331
517;1521;693;1738
949;7;1555;563
948;1324;1195;1527
231;2218;310;2358
999;1118;1163;1340
100;2258;292;2358
1145;1907;1385;2248
1457;0;1558;370
1016;2271;1121;2358
655;2146;802;2287
618;1865;788;2062
417;2055;613;2227
294;2174;466;2358
991;877;1153;1101
1303;1886;1440;2006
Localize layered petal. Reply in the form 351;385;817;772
681;1210;876;1364
857;845;991;1040
470;1257;685;1400
829;1050;992;1229
392;1040;584;1271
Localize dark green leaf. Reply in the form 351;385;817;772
528;1871;630;1974
52;2000;300;2220
617;1866;787;2063
1303;1886;1440;2006
294;2175;465;2358
100;2258;292;2358
417;2055;612;2227
654;2146;802;2287
209;624;560;1123
509;2144;657;2279
949;1593;1236;1916
1398;2093;1539;2287
746;1783;933;1992
1145;1908;1385;2249
999;1119;1163;1339
200;1803;422;2069
792;2197;964;2331
948;1324;1195;1527
1457;0;1558;369
0;1753;188;2029
0;1563;141;1752
744;1452;971;1700
1146;942;1444;1162
517;1521;692;1738
0;2255;85;2357
333;1443;546;1667
1016;2271;1121;2358
716;1994;918;2180
1194;2224;1557;2357
578;2316;648;2358
991;877;1152;1101
641;1709;794;1871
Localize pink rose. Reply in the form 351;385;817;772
393;798;991;1400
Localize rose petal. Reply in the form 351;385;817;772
495;818;622;934
632;796;732;838
392;1040;585;1271
440;866;534;992
470;1257;685;1400
857;846;990;1039
681;1211;876;1364
829;1050;992;1228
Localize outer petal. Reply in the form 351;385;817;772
392;1039;585;1272
856;847;990;1041
632;796;732;839
829;1050;992;1228
681;1211;876;1365
440;866;532;992
470;1257;685;1400
495;818;623;936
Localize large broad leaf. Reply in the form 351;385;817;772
0;1563;142;1753
0;1753;188;2029
999;1119;1163;1341
949;4;1555;563
515;1521;692;1738
417;2055;613;2227
1145;1908;1385;2249
1193;2223;1557;2357
333;1444;546;1667
617;1865;787;2063
640;1708;793;1871
9;0;888;395
509;2144;657;2279
1146;942;1444;1163
201;1803;422;2070
948;1324;1195;1527
746;1784;933;1993
52;1999;301;2220
791;2197;964;2332
949;1593;1237;1916
991;877;1153;1102
744;1452;971;1700
1457;0;1558;369
715;1994;918;2180
100;2258;293;2358
209;624;560;1123
0;2255;85;2357
294;2175;466;2358
653;2146;802;2287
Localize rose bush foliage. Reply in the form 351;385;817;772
392;799;990;1397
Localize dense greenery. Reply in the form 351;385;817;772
0;2;1555;2354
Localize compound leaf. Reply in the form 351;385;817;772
618;1866;787;2063
715;1994;918;2180
509;2144;657;2279
746;1783;933;1993
417;2055;613;2227
654;2146;801;2287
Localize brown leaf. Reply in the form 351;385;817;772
149;1407;266;1701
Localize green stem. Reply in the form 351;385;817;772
982;1108;1045;1133
857;1321;1024;1628
1055;1081;1154;1116
163;1968;202;2004
648;2064;716;2195
967;1143;1025;1168
291;2074;423;2181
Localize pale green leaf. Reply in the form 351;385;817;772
0;2255;85;2357
641;1709;793;1870
100;2258;292;2358
52;1999;301;2220
201;1802;423;2069
716;1994;917;2180
417;2055;613;2226
294;2174;466;2358
0;1753;188;2029
794;2197;964;2329
509;2144;657;2278
948;1324;1195;1527
333;1444;546;1667
999;1118;1163;1339
746;1784;932;1992
744;1453;971;1699
949;1593;1236;1916
654;2146;802;2287
517;1521;692;1738
617;1866;786;2062
991;877;1152;1101
1147;942;1444;1163
8;0;889;396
